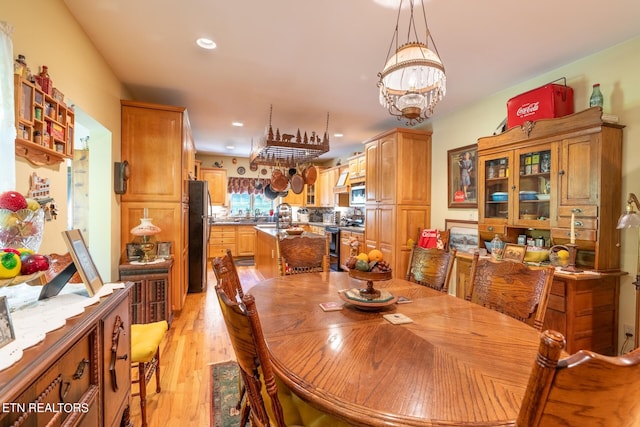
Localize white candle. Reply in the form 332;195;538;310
570;213;575;244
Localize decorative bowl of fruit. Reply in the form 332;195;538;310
0;191;45;252
344;249;392;300
0;248;50;287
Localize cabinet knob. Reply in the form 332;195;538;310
559;170;565;175
571;208;583;214
488;226;494;232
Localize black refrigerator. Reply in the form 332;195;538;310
188;180;210;293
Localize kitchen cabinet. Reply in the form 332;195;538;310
339;229;364;270
283;187;305;206
0;286;132;427
119;258;173;326
120;100;195;312
364;128;432;275
477;107;623;271
13;75;75;166
201;168;227;206
209;225;237;258
209;224;257;258
236;225;257;256
319;167;340;207
348;153;366;184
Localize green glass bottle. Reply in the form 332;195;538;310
589;83;603;108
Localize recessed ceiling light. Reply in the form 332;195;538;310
196;38;216;50
334;133;344;138
232;122;244;127
226;145;235;150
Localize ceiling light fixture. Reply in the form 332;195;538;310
196;37;217;50
377;0;445;125
334;133;344;138
232;121;244;127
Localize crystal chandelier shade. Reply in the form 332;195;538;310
377;0;446;125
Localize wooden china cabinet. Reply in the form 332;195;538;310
120;100;196;313
364;128;431;276
471;107;624;355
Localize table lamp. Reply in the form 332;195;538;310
130;208;161;263
616;192;640;348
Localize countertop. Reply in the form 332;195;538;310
210;220;364;233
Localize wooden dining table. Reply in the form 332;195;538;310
249;271;544;427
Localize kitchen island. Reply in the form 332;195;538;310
254;226;326;279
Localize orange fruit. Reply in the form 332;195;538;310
356;252;369;262
368;249;384;262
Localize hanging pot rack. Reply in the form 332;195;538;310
249;106;330;167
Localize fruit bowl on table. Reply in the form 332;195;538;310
0;271;44;287
348;269;392;281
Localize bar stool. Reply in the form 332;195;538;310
131;320;168;427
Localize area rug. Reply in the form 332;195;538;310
211;360;245;427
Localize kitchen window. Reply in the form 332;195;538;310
229;193;273;216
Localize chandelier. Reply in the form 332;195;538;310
377;0;446;125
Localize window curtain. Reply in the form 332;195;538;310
227;177;268;194
0;21;16;192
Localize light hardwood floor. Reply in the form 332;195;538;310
129;264;263;427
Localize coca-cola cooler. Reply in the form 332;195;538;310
507;79;574;129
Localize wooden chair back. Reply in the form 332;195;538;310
467;252;554;330
214;287;286;427
517;329;640;426
405;244;457;292
439;229;450;252
276;234;330;275
211;249;245;302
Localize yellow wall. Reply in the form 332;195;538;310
5;0;130;280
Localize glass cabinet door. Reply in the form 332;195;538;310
480;152;512;224
514;146;552;225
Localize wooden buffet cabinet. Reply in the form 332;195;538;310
0;285;132;427
118;258;174;326
364;128;432;276
468;107;625;355
120;100;196;313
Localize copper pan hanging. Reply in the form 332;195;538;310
271;168;289;192
290;172;305;194
303;164;317;186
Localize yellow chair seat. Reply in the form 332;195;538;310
131;321;168;363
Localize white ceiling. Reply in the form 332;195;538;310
63;0;640;162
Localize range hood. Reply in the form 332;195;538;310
334;170;349;194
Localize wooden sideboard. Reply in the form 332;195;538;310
454;253;620;355
0;285;132;427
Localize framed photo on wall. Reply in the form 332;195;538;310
445;219;478;253
447;144;478;208
62;229;104;297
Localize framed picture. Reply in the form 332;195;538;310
62;229;104;297
157;241;172;258
503;243;527;263
447;144;478;208
445;219;478;253
126;243;143;261
0;296;15;350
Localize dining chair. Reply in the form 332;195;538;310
276;234;330;276
212;249;245;302
405;244;457;292
466;252;554;330
214;285;353;427
211;249;249;425
517;329;640;426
